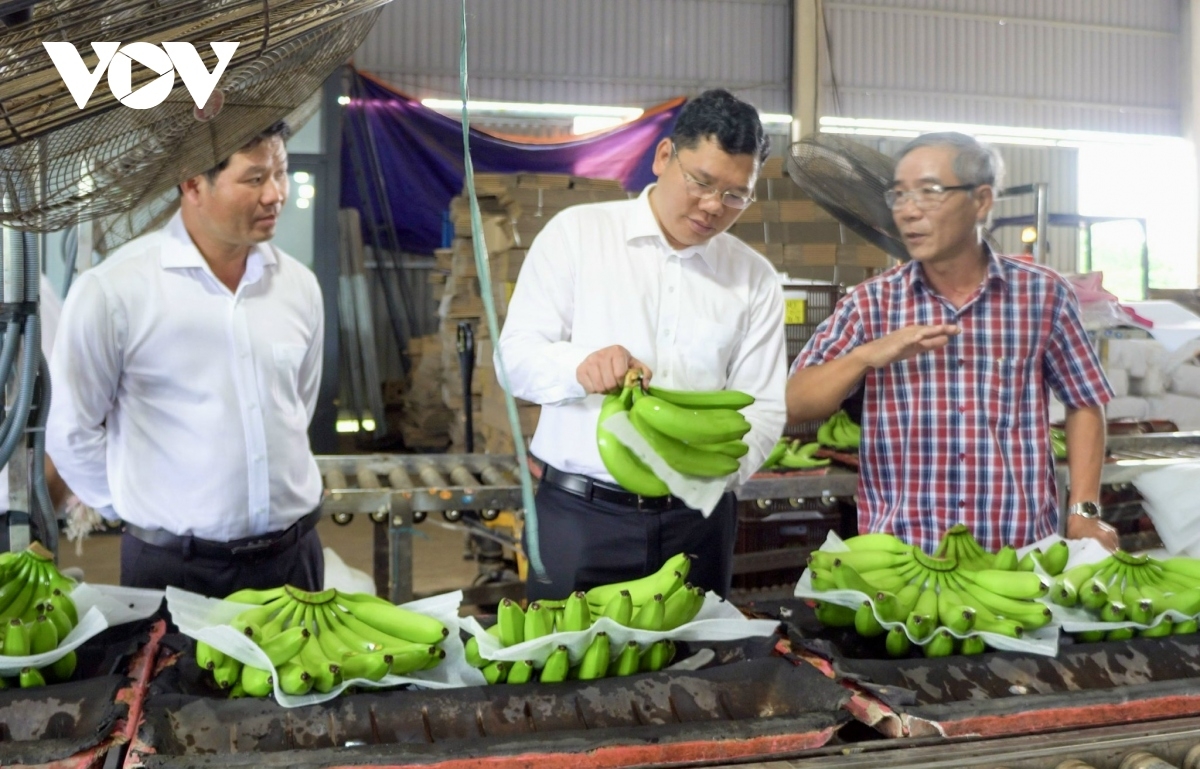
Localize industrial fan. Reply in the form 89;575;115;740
784;133;908;261
0;0;390;552
0;0;389;234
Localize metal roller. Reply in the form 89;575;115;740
448;464;477;487
1120;752;1179;769
480;464;514;486
387;466;413;489
1057;761;1098;769
324;469;348;494
417;462;448;488
1183;744;1200;769
356;464;381;489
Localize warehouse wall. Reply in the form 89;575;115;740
821;0;1183;136
354;0;792;114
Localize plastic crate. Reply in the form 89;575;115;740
732;498;849;590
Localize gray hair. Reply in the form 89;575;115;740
896;132;1005;191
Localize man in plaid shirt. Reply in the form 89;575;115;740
786;132;1117;554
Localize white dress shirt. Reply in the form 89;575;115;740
496;185;787;488
47;212;324;541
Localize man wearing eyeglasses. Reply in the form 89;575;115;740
786;132;1116;555
497;89;786;600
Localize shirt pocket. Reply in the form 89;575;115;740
677;318;740;391
977;356;1034;430
271;343;309;427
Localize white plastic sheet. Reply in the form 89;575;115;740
460;592;780;667
167;587;486;708
603;411;727;516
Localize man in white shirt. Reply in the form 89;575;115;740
47;122;326;596
497;90;787;600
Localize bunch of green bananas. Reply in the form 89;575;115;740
934;524;1070;576
809;530;1054;657
1052;551;1200;642
466;553;703;684
816;410;860;451
1050;427;1067;460
0;545;81;688
597;370;754;494
195;585;448;698
772;440;829;470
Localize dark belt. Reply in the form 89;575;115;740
540;463;684;512
124;507;323;560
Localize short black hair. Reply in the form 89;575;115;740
671;89;770;164
203;120;293;183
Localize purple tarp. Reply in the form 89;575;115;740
340;71;683;254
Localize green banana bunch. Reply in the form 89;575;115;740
596;375;671;497
776;440;830;470
585;552;691;614
0;544;78;628
759;438;789;470
195;584;448;697
1050;427;1067;460
1064;551;1200;641
816;410;861;451
809;530;1061;654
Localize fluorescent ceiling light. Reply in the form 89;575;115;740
819;116;1183;148
760;113;793;126
572;115;626;135
422;98;643;120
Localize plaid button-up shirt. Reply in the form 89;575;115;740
792;251;1113;553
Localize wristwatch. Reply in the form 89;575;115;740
1069;501;1101;519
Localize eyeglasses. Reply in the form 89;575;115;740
671;144;755;210
885;183;977;211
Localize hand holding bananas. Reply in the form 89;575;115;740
466;553;705;684
0;544;81;687
195;585;448;697
1051;551;1200;642
808;527;1055;657
576;345;653;394
597;369;756;494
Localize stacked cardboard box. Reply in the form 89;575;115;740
436;173;629;454
396;334;454;450
729;157;896;285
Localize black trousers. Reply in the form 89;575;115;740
120;528;324;597
524;482;738;602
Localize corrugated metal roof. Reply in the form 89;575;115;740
355;0;792;112
823;0;1182;135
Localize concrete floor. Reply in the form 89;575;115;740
57;515;482;602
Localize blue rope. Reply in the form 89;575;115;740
458;0;547;582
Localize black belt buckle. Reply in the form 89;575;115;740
229;536;280;556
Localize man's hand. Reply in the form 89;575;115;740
576;345;652;394
1065;512;1119;552
855;324;961;370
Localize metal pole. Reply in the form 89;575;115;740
1034;183;1049;264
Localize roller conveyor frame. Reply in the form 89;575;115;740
315;433;1200;604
